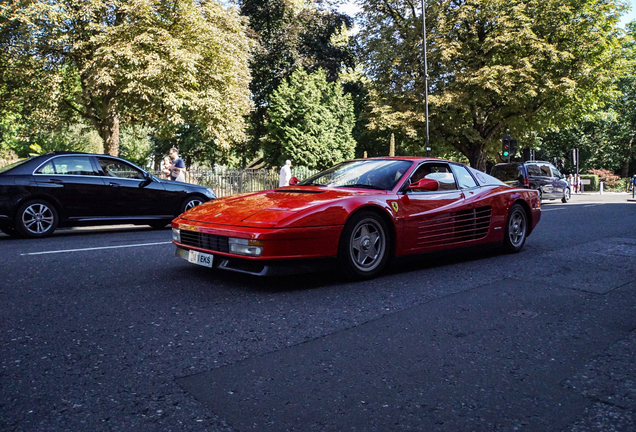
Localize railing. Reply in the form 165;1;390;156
153;167;320;198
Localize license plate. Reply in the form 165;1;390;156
188;250;213;268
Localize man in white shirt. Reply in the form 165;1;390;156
279;159;292;187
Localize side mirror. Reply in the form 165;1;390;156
409;178;439;191
289;176;300;186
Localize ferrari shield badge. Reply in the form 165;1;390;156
391;202;399;213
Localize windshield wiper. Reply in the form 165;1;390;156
337;184;385;190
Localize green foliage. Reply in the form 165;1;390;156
580;174;600;191
357;0;627;170
238;0;356;161
263;68;356;170
1;0;253;156
21;125;103;158
119;126;155;168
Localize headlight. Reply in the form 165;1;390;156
203;188;216;199
172;228;181;243
229;238;263;257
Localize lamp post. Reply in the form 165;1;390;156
421;0;430;157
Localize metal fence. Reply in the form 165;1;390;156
154;167;320;198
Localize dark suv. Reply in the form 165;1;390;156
490;161;571;203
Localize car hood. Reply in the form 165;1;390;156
179;186;384;227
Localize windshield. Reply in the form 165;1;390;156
300;159;414;190
0;158;31;174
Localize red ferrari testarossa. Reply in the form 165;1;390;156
172;157;541;279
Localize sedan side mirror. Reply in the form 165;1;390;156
289;176;300;186
409;178;439;192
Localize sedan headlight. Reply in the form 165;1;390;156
172;228;181;243
203;188;216;199
229;238;263;257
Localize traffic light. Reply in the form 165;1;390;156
502;135;511;158
510;139;517;156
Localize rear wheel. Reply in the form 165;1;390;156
338;211;390;280
15;200;58;238
562;188;571;203
503;203;527;253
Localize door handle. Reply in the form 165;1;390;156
109;182;121;187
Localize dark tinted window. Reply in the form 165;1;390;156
526;164;542;176
539;164;551;177
98;158;145;179
490;164;522;182
36;156;98;176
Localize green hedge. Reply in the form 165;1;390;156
580;174;599;191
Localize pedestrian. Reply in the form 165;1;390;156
161;156;172;180
577;175;582;194
631;175;636;197
169;147;186;182
279;159;292;187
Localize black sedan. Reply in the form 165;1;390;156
0;151;216;238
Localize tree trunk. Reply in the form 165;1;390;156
99;113;120;156
466;145;487;172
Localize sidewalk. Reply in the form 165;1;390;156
542;191;636;205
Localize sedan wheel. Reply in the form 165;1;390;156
338;212;390;279
181;196;204;213
16;200;59;238
503;203;527;253
562;188;571;203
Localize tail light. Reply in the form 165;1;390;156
524;176;530;187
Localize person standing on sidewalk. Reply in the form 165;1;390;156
169;147;186;182
279;159;292;187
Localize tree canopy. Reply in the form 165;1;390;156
1;0;252;156
263;68;356;169
357;0;628;171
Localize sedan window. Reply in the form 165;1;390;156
36;156;98;176
98;158;145;179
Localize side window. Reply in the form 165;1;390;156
550;166;563;179
37;156;97;175
526;164;542;177
451;165;478;189
408;163;457;191
539;164;552;177
98;158;145;179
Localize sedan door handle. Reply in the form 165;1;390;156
108;182;121;187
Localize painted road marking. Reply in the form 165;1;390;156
20;241;172;256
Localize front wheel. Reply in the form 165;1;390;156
15;200;59;238
503;203;527;253
338;212;390;280
180;196;205;214
562;188;571;203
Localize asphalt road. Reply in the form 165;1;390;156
1;192;636;431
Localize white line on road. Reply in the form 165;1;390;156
541;208;565;212
20;241;173;256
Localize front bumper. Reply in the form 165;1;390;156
174;245;335;276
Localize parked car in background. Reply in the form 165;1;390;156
0;152;216;238
490;161;571;203
172;157;541;279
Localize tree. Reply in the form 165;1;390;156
238;0;355;163
263;68;356;169
1;0;252;156
357;0;627;171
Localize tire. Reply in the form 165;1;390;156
15;199;59;238
180;196;205;214
562;187;571;203
338;211;390;280
503;203;527;253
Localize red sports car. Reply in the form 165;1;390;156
171;157;541;279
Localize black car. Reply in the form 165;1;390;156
0;152;216;238
490;161;571;203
